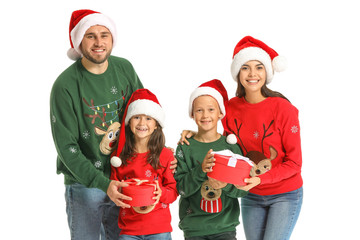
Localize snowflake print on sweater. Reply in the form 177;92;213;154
145;169;152;178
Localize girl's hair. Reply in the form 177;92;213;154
120;120;165;170
235;74;290;102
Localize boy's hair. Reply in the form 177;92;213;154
120;122;165;170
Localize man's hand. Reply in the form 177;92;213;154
107;180;132;208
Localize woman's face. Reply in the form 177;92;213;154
238;60;266;95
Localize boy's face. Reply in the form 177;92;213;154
192;95;223;132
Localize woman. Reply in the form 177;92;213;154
181;36;303;240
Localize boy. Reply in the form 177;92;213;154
174;79;248;240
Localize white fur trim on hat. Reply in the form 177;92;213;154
125;99;165;128
272;55;287;72
69;13;117;60
189;86;225;119
110;156;122;167
226;134;237;145
67;48;82;61
231;47;274;84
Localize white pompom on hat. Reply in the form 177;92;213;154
189;79;229;119
110;89;165;167
67;9;117;60
230;36;287;84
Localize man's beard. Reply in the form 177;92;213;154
82;49;112;64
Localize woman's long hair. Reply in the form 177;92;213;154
236;75;290;102
120;121;165;170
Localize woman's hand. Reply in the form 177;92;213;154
235;177;261;191
208;176;227;189
178;130;197;145
201;149;215;173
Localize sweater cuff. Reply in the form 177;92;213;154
258;173;270;185
222;183;232;192
95;176;111;193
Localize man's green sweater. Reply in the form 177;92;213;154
50;56;143;192
174;136;248;238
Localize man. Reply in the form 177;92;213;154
50;9;144;239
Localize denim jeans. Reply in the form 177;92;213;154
119;232;172;240
185;231;236;240
65;183;120;240
241;187;303;240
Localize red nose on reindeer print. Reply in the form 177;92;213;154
200;180;223;213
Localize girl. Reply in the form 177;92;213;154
181;36;303;240
111;88;178;240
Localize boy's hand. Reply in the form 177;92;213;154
208;176;227;189
166;146;178;173
152;180;162;205
202;149;215;173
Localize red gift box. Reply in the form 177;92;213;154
207;150;254;186
121;179;156;207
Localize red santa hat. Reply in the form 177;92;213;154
230;36;287;84
110;89;165;167
67;9;117;60
189;79;228;119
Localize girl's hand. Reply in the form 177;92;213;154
235;177;261;191
152;180;162;205
178;130;197;145
208;176;227;189
202;149;215;173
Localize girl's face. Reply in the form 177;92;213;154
192;95;223;133
129;114;157;142
238;60;266;96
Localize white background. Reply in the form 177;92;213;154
1;0;359;239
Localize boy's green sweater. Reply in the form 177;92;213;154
50;56;143;192
174;136;248;238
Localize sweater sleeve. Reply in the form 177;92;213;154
174;145;207;198
222;184;248;198
50;85;110;192
259;101;302;185
158;150;179;204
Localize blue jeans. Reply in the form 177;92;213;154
241;187;303;240
119;232;172;240
185;231;236;240
65;184;120;240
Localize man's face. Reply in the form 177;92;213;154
80;25;113;64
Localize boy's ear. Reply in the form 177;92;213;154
219;113;224;119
